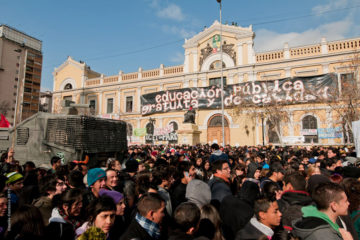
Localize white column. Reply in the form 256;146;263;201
228;73;234;84
238;73;244;83
160;64;164;76
160;84;164;91
285;67;291;78
193;79;198;87
256;117;260;145
137;87;141;112
326;110;335;144
321;38;328;55
201;77;207;87
323;64;329;74
237;43;243;66
284;43;290;59
100;74;104;85
192;50;198;72
98;92;103;115
118;70;123;82
289;112;294;136
117;88;121;114
247;41;254;64
184;50;190;73
138;67;142;79
184;79;189;88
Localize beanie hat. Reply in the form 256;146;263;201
87;168;106;187
99;189;124;204
5;172;23;185
186;179;211;208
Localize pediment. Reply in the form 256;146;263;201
53;56;85;75
183;20;254;49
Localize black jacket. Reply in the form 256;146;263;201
120;218;156;240
235;221;266;240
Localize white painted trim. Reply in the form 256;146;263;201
59;78;77;90
201;52;235;72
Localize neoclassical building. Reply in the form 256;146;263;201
52;21;360;146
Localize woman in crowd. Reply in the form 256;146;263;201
76;196;116;240
46;188;84;240
5;205;45;240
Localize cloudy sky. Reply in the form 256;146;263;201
1;0;359;91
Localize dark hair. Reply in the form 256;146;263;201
51;156;61;166
211;159;228;172
68;170;84;188
312;182;345;210
341;178;360;212
9;205;45;238
174;202;200;232
39;175;57;195
254;198;273;220
87;196;116;224
137;193;164;217
55;188;83;212
262;181;279;200
174;161;194;180
23;161;36;169
283;173;306;191
151;165;172;186
211;143;220;150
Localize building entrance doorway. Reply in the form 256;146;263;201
207;114;230;145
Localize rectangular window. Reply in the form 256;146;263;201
89;100;96;109
24;87;32;93
126;96;133;113
63;96;72;101
107;98;113;114
209;77;227;87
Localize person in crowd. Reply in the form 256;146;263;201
67;170;86;189
186;179;211;209
99;189;127;240
221;180;260;240
6;171;23;212
84;168;106;205
200;204;225;240
120;192;165;240
76;196;116;239
33;175;61;226
106;158;122;173
235;197;282;240
260;162;285;190
209;143;229;164
50;156;62;174
5;205;46;240
23;161;36;174
47;188;84;240
105;169;118;191
171;161;196;211
277;173;313;229
153;165;173;216
293;182;353;240
208;159;232;206
0;193;8;238
169;202;201;240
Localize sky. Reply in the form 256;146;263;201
1;0;360;91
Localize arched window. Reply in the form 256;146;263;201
64;83;72;90
302;115;318;143
267;120;280;143
210;60;226;70
209;115;229;127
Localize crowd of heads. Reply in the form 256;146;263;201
0;143;358;240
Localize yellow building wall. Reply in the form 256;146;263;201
54;64;83;91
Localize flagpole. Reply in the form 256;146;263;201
217;0;225;147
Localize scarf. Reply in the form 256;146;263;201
59;208;83;229
214;173;230;184
135;212;161;239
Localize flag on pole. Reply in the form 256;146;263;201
0;114;10;128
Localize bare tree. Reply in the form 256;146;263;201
315;52;360;143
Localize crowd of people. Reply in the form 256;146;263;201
0;143;359;240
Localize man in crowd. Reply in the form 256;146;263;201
84;168;106;205
121;193;165;240
293;182;353;240
50;156;62;174
209;143;229;163
260;162;285;190
236;197;282;240
208;159;232;205
105;169;118;191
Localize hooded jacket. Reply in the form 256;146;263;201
293;205;342;240
45;208;76;240
209;150;229;163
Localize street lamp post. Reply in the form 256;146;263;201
217;0;225;147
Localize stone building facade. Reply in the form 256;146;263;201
52;21;360;146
